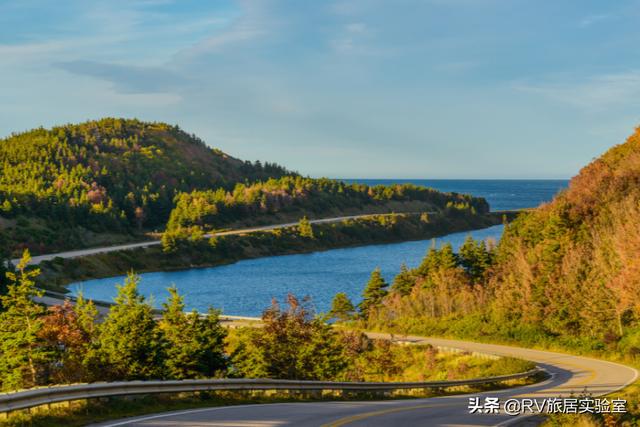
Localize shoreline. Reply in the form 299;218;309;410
36;211;515;294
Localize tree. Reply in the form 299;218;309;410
0;236;9;299
0;250;46;391
459;236;491;281
231;294;348;380
159;286;228;379
438;243;458;270
38;299;94;384
89;273;165;381
298;216;314;238
417;245;439;276
391;264;414;296
329;292;356;322
359;267;389;317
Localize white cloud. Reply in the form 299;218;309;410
579;13;610;28
513;71;640;111
175;0;273;59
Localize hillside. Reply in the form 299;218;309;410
0;118;290;255
490;127;640;344
165;177;488;235
0;118;493;259
366;126;640;353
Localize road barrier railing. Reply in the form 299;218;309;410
0;368;541;414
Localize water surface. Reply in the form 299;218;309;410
70;225;502;316
69;179;568;316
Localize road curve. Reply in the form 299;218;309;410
92;335;637;427
12;213;427;266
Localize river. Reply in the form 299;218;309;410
69;179;567;316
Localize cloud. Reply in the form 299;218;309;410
55;60;188;94
579;13;610;28
175;0;273;60
513;71;640;111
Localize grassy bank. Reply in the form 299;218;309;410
37;211;505;291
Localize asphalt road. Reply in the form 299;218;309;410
13;213;425;266
92;335;638;427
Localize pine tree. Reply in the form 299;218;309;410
90;273;165;381
391;264;414;296
75;291;98;338
359;267;389;317
298;216;314;238
329;292;356;322
459;236;491;280
0;250;46;391
159;286;228;379
417;245;439;276
0;231;10;299
438;243;458;270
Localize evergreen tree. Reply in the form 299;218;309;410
90;273;165;381
359;268;389;317
75;292;99;338
329;292;356;322
298;216;314;238
417;245;439;276
0;231;10;299
438;243;458;270
0;250;46;391
459;236;491;280
159;286;228;379
391;263;414;296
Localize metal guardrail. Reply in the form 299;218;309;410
38;290;262;322
0;369;541;413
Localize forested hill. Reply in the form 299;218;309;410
490;126;640;341
0;118;491;258
366;126;640;351
0;118;290;254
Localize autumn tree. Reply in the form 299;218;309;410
38;299;95;383
231;294;348;380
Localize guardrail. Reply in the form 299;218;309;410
0;369;541;414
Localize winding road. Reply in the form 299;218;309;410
92;335;637;427
20;211;637;425
13;213;428;266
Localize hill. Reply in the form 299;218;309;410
366;126;640;352
490;126;640;344
0;118;290;255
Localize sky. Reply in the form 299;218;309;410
2;0;640;179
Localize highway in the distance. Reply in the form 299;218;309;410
12;213;429;266
93;335;638;427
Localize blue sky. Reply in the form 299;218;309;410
2;0;640;178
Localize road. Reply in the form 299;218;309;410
12;213;426;266
93;334;637;427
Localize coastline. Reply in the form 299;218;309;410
38;211;515;293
